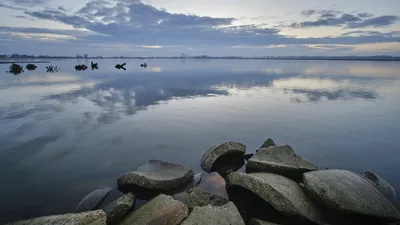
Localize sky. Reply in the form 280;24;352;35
0;0;399;56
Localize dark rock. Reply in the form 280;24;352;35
248;218;282;225
102;193;135;225
186;187;228;209
91;62;99;70
119;194;188;225
25;64;37;71
7;63;24;75
115;63;126;70
201;142;246;175
6;210;106;225
303;170;400;221
246;145;317;181
180;202;245;225
97;188;125;209
363;171;396;201
226;172;322;225
244;153;254;161
75;64;88;71
76;188;112;212
117;160;194;194
260;138;276;149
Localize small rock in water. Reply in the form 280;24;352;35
25;64;37;71
201;141;246;176
303;170;400;222
76;188;112;212
6;210;106;225
259;138;276;149
363;171;396;201
180;202;245;225
186;187;228;209
119;194;188;225
7;63;24;75
102;193;135;225
246;145;317;181
117;160;194;194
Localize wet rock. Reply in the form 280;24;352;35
363;171;396;201
180;202;245;225
117;160;194;194
303;170;400;221
201;142;246;175
6;210;106;225
97;188;125;209
119;194;188;225
246;145;317;181
248;218;282;225
76;188;112;212
226;172;322;225
102;193;135;225
260;138;276;149
186;187;228;209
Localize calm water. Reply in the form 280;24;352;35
0;59;399;223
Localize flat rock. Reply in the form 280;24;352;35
6;210;106;225
303;170;400;221
117;160;194;193
246;145;317;180
76;188;112;212
260;138;276;149
248;218;282;225
186;187;228;209
102;193;135;225
226;172;322;224
200;141;246;173
363;171;396;201
180;202;245;225
119;194;188;225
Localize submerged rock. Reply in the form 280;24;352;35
172;173;203;203
246;145;317;181
197;172;229;199
303;170;400;221
117;160;194;194
119;194;188;225
201;142;246;175
76;188;112;212
181;202;245;225
226;172;322;225
102;193;135;225
6;210;106;225
363;171;396;201
186;187;228;209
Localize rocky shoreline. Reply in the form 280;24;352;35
7;139;400;225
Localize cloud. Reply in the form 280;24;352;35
8;0;48;6
346;15;399;28
0;2;26;10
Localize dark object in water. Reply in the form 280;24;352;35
75;64;88;71
115;63;126;70
7;63;24;75
46;66;59;73
26;64;37;71
140;63;147;68
91;62;98;70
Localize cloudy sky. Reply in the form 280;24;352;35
0;0;399;56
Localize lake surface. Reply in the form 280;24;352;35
0;59;399;223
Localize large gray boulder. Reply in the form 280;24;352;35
119;194;188;225
117;160;194;193
303;170;400;221
259;138;276;149
363;171;396;201
186;187;228;209
180;202;245;225
246;145;317;180
102;193;135;225
76;188;112;212
6;210;106;225
200;142;246;173
226;172;322;225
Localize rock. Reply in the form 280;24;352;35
180;202;245;225
244;153;254;161
102;193;135;225
363;171;396;201
246;145;317;181
248;218;282;225
226;172;322;224
173;192;190;204
201;142;246;175
76;188;112;212
260;138;276;149
97;188;125;209
6;210;106;225
176;173;203;192
119;194;188;225
186;187;228;209
303;170;400;221
117;160;194;194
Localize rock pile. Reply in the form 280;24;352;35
6;138;400;225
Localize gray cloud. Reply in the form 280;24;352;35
0;2;26;10
347;15;399;28
9;0;48;6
